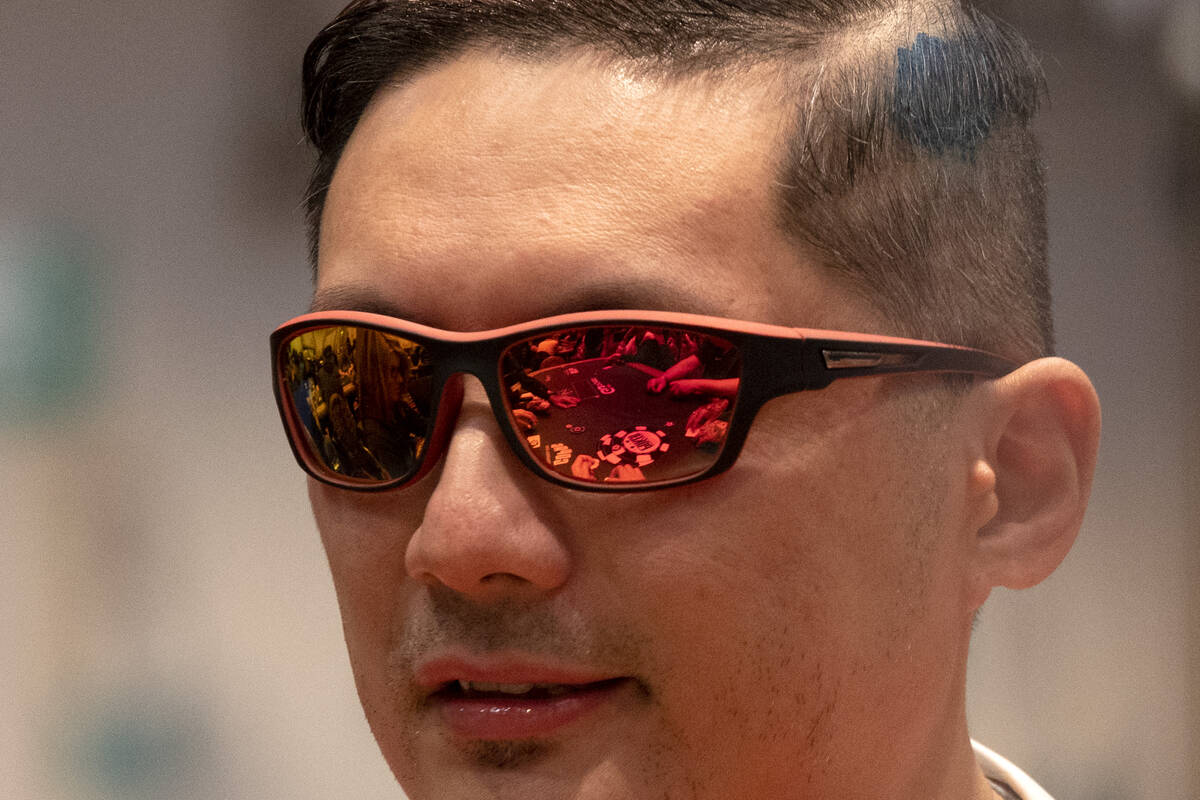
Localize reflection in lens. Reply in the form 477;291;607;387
500;325;741;485
280;325;433;483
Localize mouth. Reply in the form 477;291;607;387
437;677;628;701
420;663;635;741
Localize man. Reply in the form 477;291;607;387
270;1;1101;797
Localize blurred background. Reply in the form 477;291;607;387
2;0;1196;798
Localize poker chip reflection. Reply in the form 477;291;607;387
564;426;671;482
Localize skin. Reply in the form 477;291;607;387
307;49;1100;800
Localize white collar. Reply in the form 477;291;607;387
972;740;1056;800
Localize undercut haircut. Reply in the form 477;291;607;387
302;0;1052;360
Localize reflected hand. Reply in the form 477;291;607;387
668;379;704;396
550;390;579;408
512;408;539;431
524;396;551;413
695;419;728;445
605;463;646;482
571;454;600;479
685;398;729;436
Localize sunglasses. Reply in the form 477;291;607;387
270;309;1015;492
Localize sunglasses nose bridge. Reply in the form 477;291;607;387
424;339;525;447
419;366;543;484
434;343;509;416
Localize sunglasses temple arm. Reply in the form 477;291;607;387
797;339;1017;389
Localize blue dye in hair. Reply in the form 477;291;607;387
894;33;995;158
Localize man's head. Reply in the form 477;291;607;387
304;0;1050;359
286;2;1100;798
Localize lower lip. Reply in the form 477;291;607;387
434;680;629;740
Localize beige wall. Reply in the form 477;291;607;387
2;2;1195;798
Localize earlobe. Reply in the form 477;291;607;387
969;357;1101;598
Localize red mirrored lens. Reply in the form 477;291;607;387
278;325;433;484
500;325;741;485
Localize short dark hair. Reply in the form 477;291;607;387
302;0;1051;359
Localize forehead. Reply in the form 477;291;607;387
317;50;874;330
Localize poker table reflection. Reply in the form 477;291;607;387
516;357;729;484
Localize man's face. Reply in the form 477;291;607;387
311;52;976;800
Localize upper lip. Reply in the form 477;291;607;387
415;652;624;694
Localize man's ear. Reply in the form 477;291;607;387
965;357;1101;606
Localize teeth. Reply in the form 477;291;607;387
456;680;571;695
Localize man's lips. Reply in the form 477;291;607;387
415;656;636;741
415;655;623;692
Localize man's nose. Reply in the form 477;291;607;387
404;377;571;599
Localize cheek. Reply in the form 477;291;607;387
607;532;837;796
737;386;951;595
610;390;955;770
600;471;841;777
308;481;425;661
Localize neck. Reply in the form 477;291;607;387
908;676;997;800
885;629;998;800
